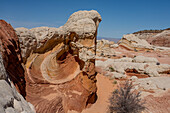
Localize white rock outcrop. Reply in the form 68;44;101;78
16;10;102;63
0;53;36;113
134;77;170;90
96;56;170;77
118;33;170;51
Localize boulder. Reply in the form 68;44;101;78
16;10;102;113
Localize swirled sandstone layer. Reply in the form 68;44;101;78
16;10;102;113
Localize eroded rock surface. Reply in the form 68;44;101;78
0;21;35;113
0;20;26;97
0;56;35;113
117;33;170;51
96;56;170;78
147;30;170;47
118;34;153;51
16;10;102;113
96;28;170;113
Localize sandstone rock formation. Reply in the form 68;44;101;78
118;34;153;51
0;20;35;113
0;20;26;97
96;39;121;57
134;33;156;40
116;33;170;52
97;39;114;49
96;56;170;77
16;10;102;113
134;77;170;91
132;29;170;47
96;29;170;113
147;30;170;47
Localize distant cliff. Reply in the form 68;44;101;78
132;28;170;47
97;37;121;43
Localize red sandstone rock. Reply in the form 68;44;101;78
147;30;170;47
0;20;26;97
144;90;170;113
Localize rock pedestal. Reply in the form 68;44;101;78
16;10;102;113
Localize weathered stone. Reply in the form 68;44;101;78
129;76;138;81
110;72;126;79
96;57;170;77
118;34;153;51
97;39;114;49
14;99;23;112
0;20;26;97
110;44;118;48
5;107;16;113
134;77;170;90
118;33;170;51
133;56;158;63
0;52;35;113
16;10;102;113
147;30;170;47
15;27;37;63
0;52;6;80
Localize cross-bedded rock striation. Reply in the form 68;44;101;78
16;10;102;113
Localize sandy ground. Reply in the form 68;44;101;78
69;74;115;113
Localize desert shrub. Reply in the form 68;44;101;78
156;62;160;65
165;28;170;30
112;55;116;57
109;67;115;72
101;52;104;56
133;29;163;34
113;80;117;84
133;28;170;34
109;81;145;113
134;49;138;52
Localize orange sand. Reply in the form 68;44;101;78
69;74;115;113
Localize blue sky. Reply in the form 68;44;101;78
1;0;170;38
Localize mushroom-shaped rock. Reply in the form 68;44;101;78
16;10;102;113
